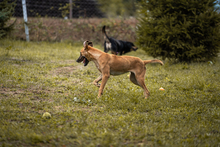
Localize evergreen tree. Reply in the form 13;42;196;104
0;0;16;38
137;0;220;62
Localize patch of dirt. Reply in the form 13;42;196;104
48;65;84;86
49;65;83;77
51;66;77;76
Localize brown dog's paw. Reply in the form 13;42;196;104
97;83;101;87
92;82;101;87
97;94;102;98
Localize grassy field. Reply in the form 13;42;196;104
0;39;220;146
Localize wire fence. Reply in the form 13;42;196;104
11;0;105;18
2;0;138;42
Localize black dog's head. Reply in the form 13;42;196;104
121;42;138;55
128;42;138;51
76;41;93;66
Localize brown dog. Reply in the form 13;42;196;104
76;41;164;99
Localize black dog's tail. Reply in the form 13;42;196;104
102;26;110;41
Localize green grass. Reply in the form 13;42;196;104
0;39;220;146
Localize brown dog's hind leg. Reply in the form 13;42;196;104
93;75;102;87
129;72;139;86
137;77;150;99
130;72;150;99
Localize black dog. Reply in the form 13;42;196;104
102;26;138;55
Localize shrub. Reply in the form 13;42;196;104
0;0;16;39
136;0;220;62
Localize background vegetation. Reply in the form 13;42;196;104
137;0;220;62
0;39;220;146
0;0;16;38
97;0;140;17
7;17;137;43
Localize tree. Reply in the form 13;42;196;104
137;0;220;62
0;0;16;38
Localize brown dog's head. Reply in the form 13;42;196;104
76;41;93;66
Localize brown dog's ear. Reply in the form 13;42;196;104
83;41;89;50
83;40;88;47
88;41;93;47
83;41;93;50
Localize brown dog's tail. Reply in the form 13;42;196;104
144;59;164;65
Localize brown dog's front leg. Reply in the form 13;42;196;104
98;74;110;98
93;75;102;87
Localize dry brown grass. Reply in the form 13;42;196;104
9;17;138;43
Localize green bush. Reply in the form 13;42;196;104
0;0;16;39
137;0;220;62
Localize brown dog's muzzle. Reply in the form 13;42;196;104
76;54;89;66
